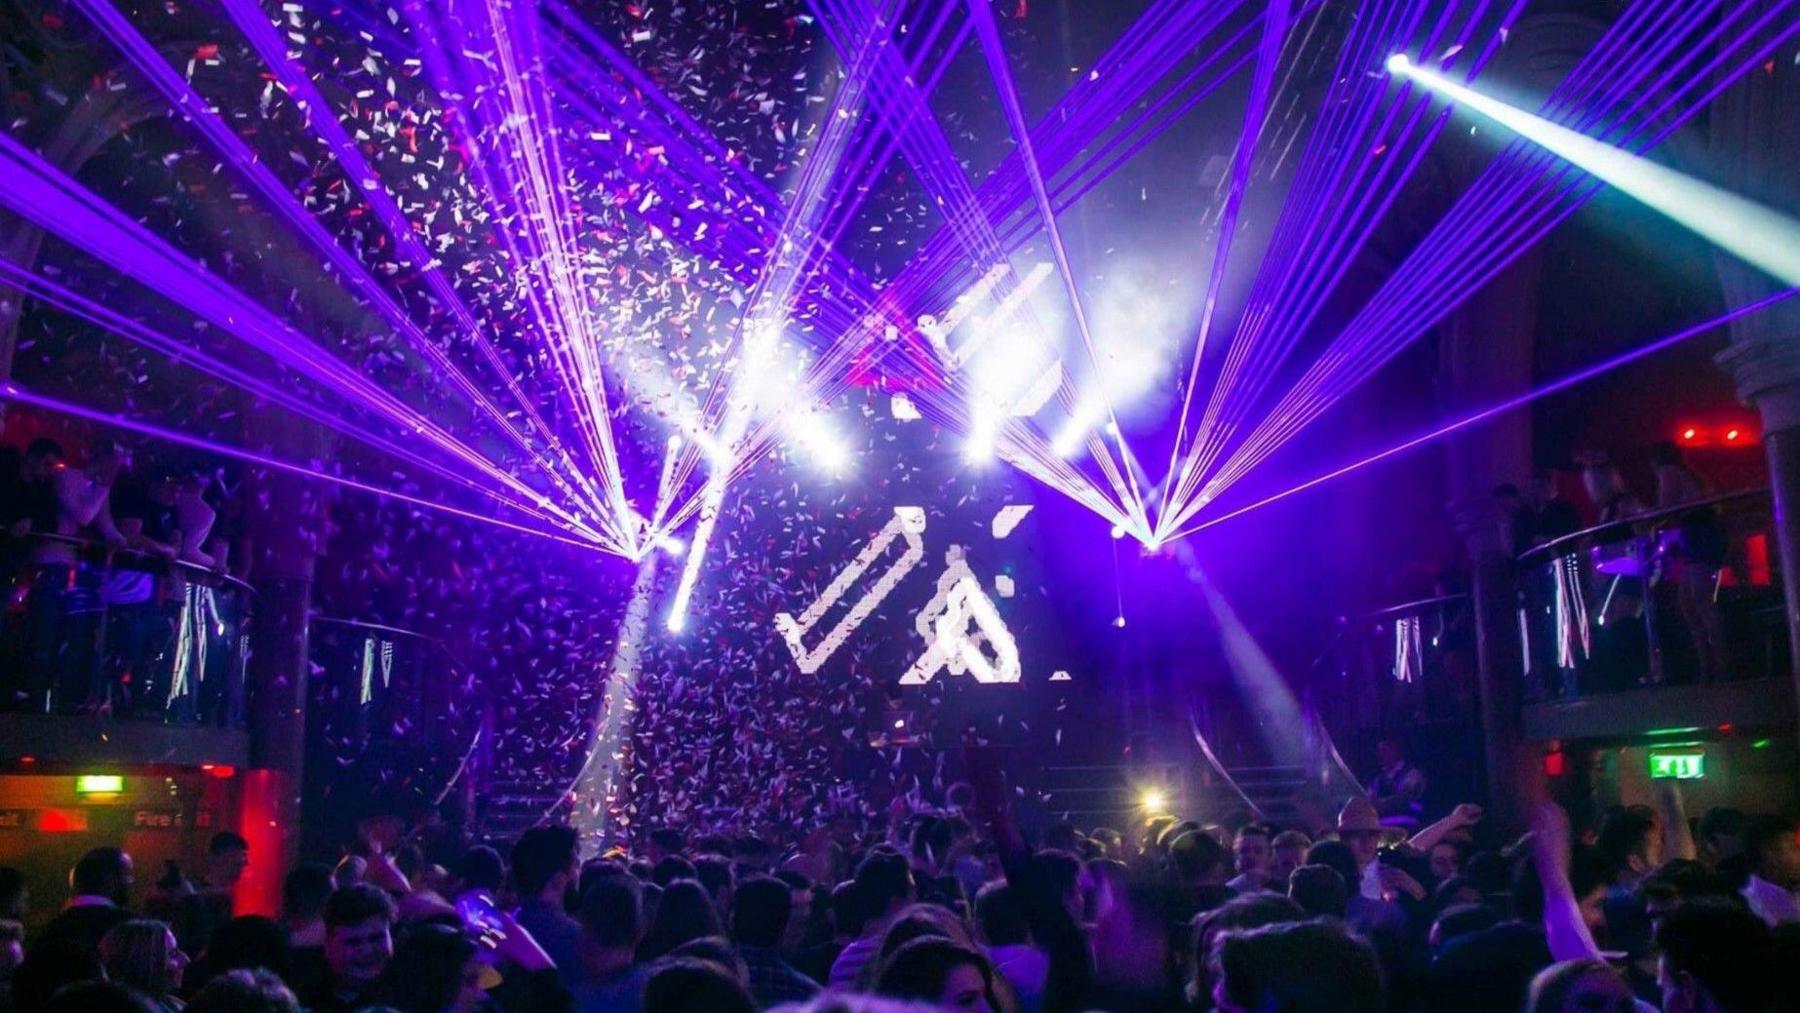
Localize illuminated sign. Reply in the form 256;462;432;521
75;775;124;795
1649;752;1705;780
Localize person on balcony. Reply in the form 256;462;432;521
1739;815;1800;926
1365;739;1427;827
23;438;131;712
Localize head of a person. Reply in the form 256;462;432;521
653;855;698;888
8;938;102;1010
1090;827;1125;860
1638;860;1732;926
374;923;484;1013
647;828;686;861
99;918;187;998
183;968;302;1013
692;854;735;910
642;955;757;1013
1193;894;1307;1004
578;871;645;955
667;935;747;984
0;865;25;921
1526;958;1636;1013
24;437;63;480
730;875;792;949
1429;902;1500;955
1696;807;1747;862
73;846;134;906
1582;462;1626;503
510;825;579;903
1091;877;1184;988
1303;840;1359;891
1287;863;1348;919
1234;824;1274;880
774;869;814;942
1042;821;1082;854
973;881;1029;948
1169;830;1231;887
854;850;915;924
730;835;774;874
322;883;395;987
643;879;722;959
207;831;250;887
1532;468;1560;502
196;915;289;983
38;980;153;1013
1270;830;1311;883
1036;848;1084;918
1333;801;1385;871
281;863;333;927
1211;920;1383;1013
831;878;866;941
1655;897;1771;1013
1432;875;1485;914
453;846;505;895
1743;815;1800;888
1428;841;1465;883
1513;848;1610;937
87;438;129;482
1376;739;1405;769
1597;806;1662;880
874;937;999;1012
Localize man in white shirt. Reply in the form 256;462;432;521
1739;815;1800;926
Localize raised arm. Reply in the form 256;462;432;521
1530;801;1603;962
1652;780;1697;864
1408;803;1483;853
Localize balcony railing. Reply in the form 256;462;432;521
2;532;253;724
1516;488;1787;700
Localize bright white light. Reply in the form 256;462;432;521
1110;524;1125;540
657;536;686;558
1139;788;1166;811
787;409;853;476
1113;615;1127;628
1385;52;1411;73
1052;411;1094;458
1389;54;1800;286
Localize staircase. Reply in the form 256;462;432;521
1036;762;1186;832
476;779;570;845
1215;764;1312;827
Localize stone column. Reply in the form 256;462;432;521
1707;2;1800;737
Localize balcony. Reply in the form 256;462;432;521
1515;488;1792;740
1;533;254;766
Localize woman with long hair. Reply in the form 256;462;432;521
638;879;722;961
873;937;1004;1012
98;919;189;1012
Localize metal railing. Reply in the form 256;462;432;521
1516;488;1786;699
1;531;253;723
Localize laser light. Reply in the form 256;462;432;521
1385;52;1411;74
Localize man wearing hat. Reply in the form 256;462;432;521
1338;797;1391;902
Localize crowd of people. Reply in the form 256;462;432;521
1;750;1796;1013
0;434;244;720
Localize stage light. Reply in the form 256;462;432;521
1387;52;1800;286
1682;427;1697;441
657;536;686;558
1113;615;1127;629
788;411;853;475
1110;524;1126;540
1139;788;1166;812
1726;428;1741;441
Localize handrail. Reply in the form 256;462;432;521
1351;593;1470;624
6;530;255;595
311;615;478;679
1517;487;1771;566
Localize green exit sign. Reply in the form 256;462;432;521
1649;752;1705;779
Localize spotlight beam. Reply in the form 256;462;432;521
1386;52;1800;286
1163;286;1797;541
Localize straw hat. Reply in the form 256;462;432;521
1336;797;1384;834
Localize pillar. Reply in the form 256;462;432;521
238;440;330;914
1707;1;1800;738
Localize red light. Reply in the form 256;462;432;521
1543;751;1567;778
1682;428;1697;441
1726;429;1741;441
19;756;34;765
206;764;236;779
38;808;89;833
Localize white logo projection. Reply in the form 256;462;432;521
775;505;1032;684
